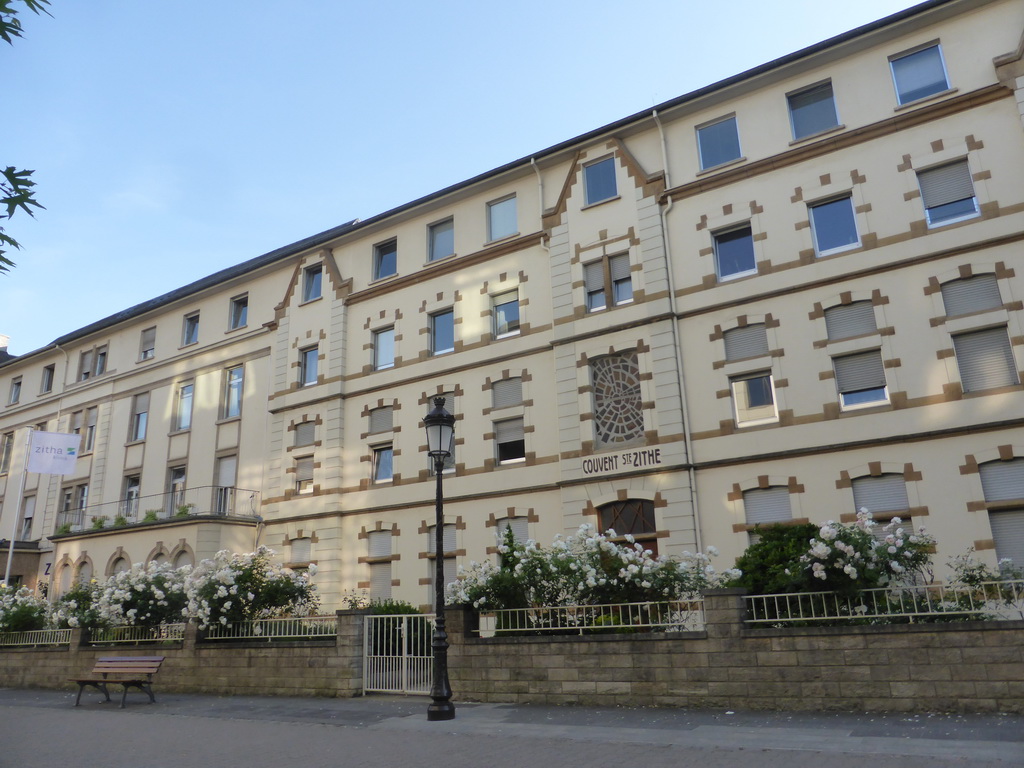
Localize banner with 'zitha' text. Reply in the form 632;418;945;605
26;431;81;476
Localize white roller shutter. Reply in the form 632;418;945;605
918;160;974;209
980;459;1024;502
609;254;631;282
952;327;1018;393
492;377;523;409
834;350;887;393
370;562;392;601
497;517;529;543
368;406;393;434
989;510;1024;568
824;302;877;340
290;537;311;563
852;474;909;514
743;487;792;526
724;324;769;361
941;275;1002;317
294;421;315;447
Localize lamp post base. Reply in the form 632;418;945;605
426;701;456;721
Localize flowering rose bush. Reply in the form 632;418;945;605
183;547;318;629
94;562;188;628
0;585;50;632
52;580;105;629
800;510;934;596
446;524;739;609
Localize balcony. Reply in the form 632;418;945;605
55;486;261;532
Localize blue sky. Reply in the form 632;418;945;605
1;0;923;355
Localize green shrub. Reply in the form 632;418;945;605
142;510;160;523
0;585;49;632
370;598;420;615
730;524;819;595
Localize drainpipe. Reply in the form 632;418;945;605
530;158;550;255
652;110;703;554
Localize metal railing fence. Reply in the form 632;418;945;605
363;614;434;695
88;623;187;644
745;580;1024;625
202;615;337;641
0;628;73;647
56;486;261;530
477;599;705;636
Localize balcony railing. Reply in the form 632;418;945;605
56;486;261;531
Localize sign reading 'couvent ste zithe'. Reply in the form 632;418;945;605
581;447;663;476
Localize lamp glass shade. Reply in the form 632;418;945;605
424;397;456;458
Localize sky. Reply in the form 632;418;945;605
1;0;926;356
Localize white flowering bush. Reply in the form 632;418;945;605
799;510;934;596
446;524;738;610
94;561;189;628
183;547;318;629
52;580;105;629
0;585;50;632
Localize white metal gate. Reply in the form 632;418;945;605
363;614;434;694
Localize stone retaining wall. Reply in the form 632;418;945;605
3;593;1022;712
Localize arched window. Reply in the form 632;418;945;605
597;499;658;555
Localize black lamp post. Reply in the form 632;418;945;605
423;396;456;721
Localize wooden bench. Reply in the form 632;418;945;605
69;656;164;708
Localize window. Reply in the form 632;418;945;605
492;290;520;338
302;263;323;302
980;459;1024;568
723;324;768;361
743;487;793;527
825;302;877;341
229;295;248;330
952;327;1019;393
917;160;978;226
368;406;394;434
139;327;156;360
697;116;741;170
598;499;658;554
430;310;454;355
428;524;458;607
591;351;644;448
368;530;392;601
295;457;314;494
130;392;149;442
290;537;312;564
372;444;393;483
40;364;54;393
373;328;395;370
428;218;454;262
495;418;525;464
809;196;859;255
174;382;194;431
852;474;909;516
496;516;529;546
731;372;778;426
713;226;756;281
222;365;243;419
300;346;319;386
214;455;237;514
833;349;888;408
891;44;949;105
294;421;316;447
492;377;523;409
584;253;632;312
84;407;97;452
18;495;35;540
8;377;20;405
487;195;517;241
373;239;397;280
941;275;1002;317
182;313;200;346
78;346;107;381
111;557;129;575
787;82;838;140
583;157;616;205
122;475;141;520
167;467;186;513
0;432;12;473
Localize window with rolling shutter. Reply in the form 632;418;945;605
825;302;877;341
496;517;529;544
743;487;792;526
584;254;632;312
833;350;888;408
495;418;525;464
295;457;314;494
368;527;393;602
491;377;523;409
369;530;392;558
917;160;978;226
980;459;1024;502
724;324;769;361
139;327;156;360
989;511;1024;569
952;327;1019;393
294;421;315;447
852;474;909;514
368;406;394;434
428;524;458;555
290;537;312;563
941;275;1002;318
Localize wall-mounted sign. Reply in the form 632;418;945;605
581;447;663;476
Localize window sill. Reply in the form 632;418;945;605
926;210;980;229
125;439;146;447
495;331;521;340
168;428;191;436
372;478;394;485
425;253;457;266
497;458;526;466
298;296;323;307
735;417;780;429
697;157;747;176
581;195;620;211
216;416;241;426
815;241;861;259
789;124;846;146
716;268;759;283
484;232;520;247
179;343;199;351
894;87;957;112
369;272;399;286
225;325;248;334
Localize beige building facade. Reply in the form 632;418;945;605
2;0;1023;609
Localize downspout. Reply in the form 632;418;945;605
530;158;550;255
652;110;704;554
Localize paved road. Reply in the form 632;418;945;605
0;688;1021;767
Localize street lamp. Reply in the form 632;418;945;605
423;396;456;721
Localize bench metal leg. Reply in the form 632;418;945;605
74;682;110;706
119;681;155;708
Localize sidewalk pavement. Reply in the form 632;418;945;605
0;687;1021;768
